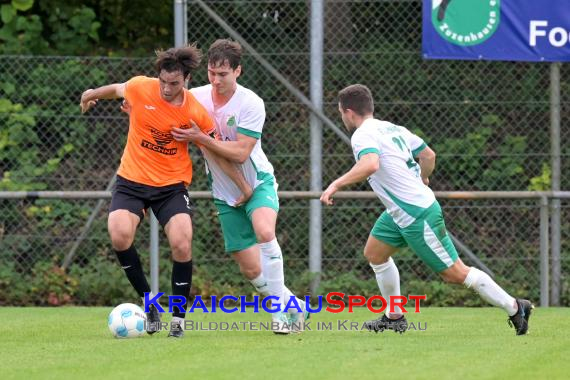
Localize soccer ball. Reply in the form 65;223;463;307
108;303;147;338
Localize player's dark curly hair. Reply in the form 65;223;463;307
338;84;374;116
155;43;202;78
208;39;242;70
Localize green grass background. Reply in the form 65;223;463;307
1;307;568;380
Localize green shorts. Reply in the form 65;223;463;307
370;201;459;273
214;175;279;253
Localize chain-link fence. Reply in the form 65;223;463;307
0;0;568;306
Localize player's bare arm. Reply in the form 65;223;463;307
200;147;253;206
320;153;380;205
172;121;256;164
416;146;436;186
80;83;126;114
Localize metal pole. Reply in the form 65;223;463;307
309;0;324;295
539;196;550;307
149;210;160;296
549;62;561;306
174;0;188;48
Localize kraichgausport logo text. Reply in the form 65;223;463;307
143;292;426;314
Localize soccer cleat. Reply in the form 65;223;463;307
364;314;408;334
168;321;184;338
145;304;161;335
289;310;311;333
508;299;534;336
271;311;291;335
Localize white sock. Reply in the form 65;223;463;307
250;274;270;296
463;267;518;316
259;239;285;310
283;286;305;313
141;292;157;307
370;258;402;317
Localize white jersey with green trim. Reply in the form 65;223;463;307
190;84;275;206
351;118;435;228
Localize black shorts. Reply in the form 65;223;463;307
110;175;193;227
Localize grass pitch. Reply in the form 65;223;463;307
1;307;568;380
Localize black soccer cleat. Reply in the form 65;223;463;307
364;314;408;334
508;299;534;336
167;321;184;338
145;304;161;335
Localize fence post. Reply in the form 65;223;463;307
149;210;160;296
174;0;187;48
549;62;561;306
309;0;324;295
539;196;550;307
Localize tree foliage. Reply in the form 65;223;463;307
0;0;172;56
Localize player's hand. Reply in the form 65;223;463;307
171;120;204;142
320;183;339;206
422;176;430;186
234;184;253;207
80;89;98;114
120;99;132;115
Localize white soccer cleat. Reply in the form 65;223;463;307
288;298;310;333
288;311;305;333
271;311;291;335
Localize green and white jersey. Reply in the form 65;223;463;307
351;118;435;228
191;84;275;206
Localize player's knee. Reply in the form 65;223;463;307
171;240;192;261
363;249;389;265
439;271;457;284
108;228;134;251
255;229;275;244
240;265;261;280
439;265;468;284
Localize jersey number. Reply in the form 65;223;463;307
392;136;420;176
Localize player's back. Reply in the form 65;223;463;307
352;119;435;227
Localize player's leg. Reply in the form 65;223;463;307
108;178;150;299
248;207;293;333
406;201;532;335
108;177;159;334
214;199;290;334
108;209;149;296
247;177;305;332
440;259;532;335
365;235;402;318
441;259;516;312
363;211;408;333
153;184;194;338
250;206;284;305
249;215;309;332
246;178;287;309
214;201;268;293
232;246;268;291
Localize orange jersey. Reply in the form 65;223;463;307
118;76;214;187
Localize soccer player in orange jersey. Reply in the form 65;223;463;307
80;45;251;338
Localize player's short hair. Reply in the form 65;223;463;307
208;39;242;70
338;84;374;116
155;43;202;78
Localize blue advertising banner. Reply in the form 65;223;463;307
422;0;570;62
